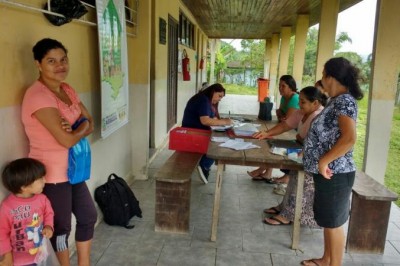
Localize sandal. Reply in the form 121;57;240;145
264;178;278;184
273;184;287;195
263;206;280;215
301;259;322;266
263;215;291;226
247;171;265;181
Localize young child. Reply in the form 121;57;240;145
0;158;54;266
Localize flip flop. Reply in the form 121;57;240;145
300;259;321;266
264;178;278;184
263;206;280;215
263;215;291;225
247;171;265;181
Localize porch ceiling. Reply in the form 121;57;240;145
181;0;362;39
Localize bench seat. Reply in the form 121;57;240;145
154;151;202;233
346;171;398;254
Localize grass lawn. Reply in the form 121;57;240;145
354;96;400;206
223;83;399;206
385;105;400;206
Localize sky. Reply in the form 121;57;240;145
223;0;377;57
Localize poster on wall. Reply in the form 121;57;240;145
96;0;129;138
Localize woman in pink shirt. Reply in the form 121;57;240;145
21;38;96;266
253;86;327;226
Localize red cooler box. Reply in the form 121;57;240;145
169;127;211;154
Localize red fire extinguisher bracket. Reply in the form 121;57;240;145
182;49;191;81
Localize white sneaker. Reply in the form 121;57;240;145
197;166;208;184
273;183;287;196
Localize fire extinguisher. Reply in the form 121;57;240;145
182;49;190;81
199;57;204;70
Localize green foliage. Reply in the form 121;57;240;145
239;39;266;69
221;83;257;95
301;28;358;82
219;40;265;84
303;27;319;79
385;105;400;206
354;96;368;169
335;32;352;51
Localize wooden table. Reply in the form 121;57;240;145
206;118;305;249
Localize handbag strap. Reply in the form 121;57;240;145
108;173;121;181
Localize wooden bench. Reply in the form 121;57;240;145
154;151;202;234
346;171;398;254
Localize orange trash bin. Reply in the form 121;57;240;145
257;78;269;102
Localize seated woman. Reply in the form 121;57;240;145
182;83;232;184
256;86;327;226
248;74;299;181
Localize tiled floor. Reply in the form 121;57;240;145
71;148;400;265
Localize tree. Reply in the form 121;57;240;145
301;27;353;84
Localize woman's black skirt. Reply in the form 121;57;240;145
313;171;355;228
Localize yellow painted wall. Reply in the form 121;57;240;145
0;0;152;245
0;8;99;107
152;0;207;147
0;0;207;200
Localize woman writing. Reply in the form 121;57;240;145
182;83;232;183
21;38;97;266
301;57;363;266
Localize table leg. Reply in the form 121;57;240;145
292;170;305;250
210;161;224;242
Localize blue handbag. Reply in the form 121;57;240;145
68;117;91;184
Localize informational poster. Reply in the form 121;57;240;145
96;0;129;138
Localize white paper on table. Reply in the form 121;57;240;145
210;125;233;131
232;123;259;136
219;140;260;150
211;137;231;142
270;147;287;156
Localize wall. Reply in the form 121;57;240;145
0;1;150;246
0;0;207;248
151;0;207;148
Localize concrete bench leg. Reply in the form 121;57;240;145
155;179;191;234
346;193;392;254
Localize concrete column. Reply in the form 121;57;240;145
269;33;280;103
278;26;292;79
315;0;339;78
364;0;400;184
292;15;309;89
209;39;220;84
131;0;151;180
263;38;272;79
201;35;208;86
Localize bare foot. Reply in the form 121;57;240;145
273;174;289;184
247;168;265;178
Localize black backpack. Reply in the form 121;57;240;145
94;173;142;229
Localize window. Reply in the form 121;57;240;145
125;0;138;37
179;11;195;49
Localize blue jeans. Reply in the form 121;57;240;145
199;155;214;170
